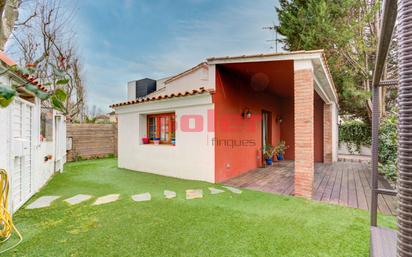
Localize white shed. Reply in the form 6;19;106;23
0;51;67;213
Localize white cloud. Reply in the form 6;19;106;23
84;0;280;112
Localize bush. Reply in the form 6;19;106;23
378;110;398;181
338;111;398;181
339;120;371;154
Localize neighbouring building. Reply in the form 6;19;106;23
111;50;339;198
0;51;66;213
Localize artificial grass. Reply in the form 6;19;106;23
2;158;396;257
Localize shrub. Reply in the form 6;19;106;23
339;120;371;154
378;110;398;181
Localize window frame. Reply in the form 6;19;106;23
147;112;175;144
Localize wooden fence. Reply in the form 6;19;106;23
67;123;117;161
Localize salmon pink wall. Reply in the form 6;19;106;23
314;91;324;162
214;66;287;182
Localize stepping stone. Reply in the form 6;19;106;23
186;189;203;200
131;193;151;202
26;196;60;209
164;190;176;199
209;187;225;194
92;194;120;205
64;194;92;205
222;186;242;194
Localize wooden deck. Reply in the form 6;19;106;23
224;161;397;215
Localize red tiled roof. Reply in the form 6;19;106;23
110;87;214;108
0;51;48;93
0;51;16;66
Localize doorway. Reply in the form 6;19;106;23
261;110;272;164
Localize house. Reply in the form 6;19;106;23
108;111;117;123
111;50;339;198
94;114;111;124
0;51;67;213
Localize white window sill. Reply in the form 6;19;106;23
139;144;176;147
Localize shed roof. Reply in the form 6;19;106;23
110;87;214;108
0;51;48;92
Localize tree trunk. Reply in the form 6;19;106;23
0;0;21;51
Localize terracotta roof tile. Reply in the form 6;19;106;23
0;51;48;93
0;51;16;66
110;87;214;108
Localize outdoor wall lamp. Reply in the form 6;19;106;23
242;108;252;119
276;116;283;123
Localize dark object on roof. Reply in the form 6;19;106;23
130;78;157;98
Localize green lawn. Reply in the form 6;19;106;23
3;158;395;257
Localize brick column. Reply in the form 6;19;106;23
323;103;333;163
294;68;314;198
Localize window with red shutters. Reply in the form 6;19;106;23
147;113;176;144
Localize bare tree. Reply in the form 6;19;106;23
9;0;86;121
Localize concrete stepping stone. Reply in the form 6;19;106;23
209;187;225;194
64;194;92;205
186;189;203;200
164;190;176;199
92;194;120;205
222;186;242;194
26;196;60;209
132;193;151;202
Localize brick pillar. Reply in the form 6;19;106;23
294;68;314;198
323;103;333;163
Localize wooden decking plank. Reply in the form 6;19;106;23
313;165;331;201
321;164;338;202
362;163;392;214
313;164;328;199
361;163;382;214
377;176;397;215
353;163;368;211
381;195;397;215
283;179;295;196
223;161;396;215
313;166;326;192
358;163;372;210
339;164;349;206
329;163;343;204
347;165;358;208
378;178;392;215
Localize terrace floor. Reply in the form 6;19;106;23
224;161;397;215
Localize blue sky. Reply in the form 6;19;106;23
71;0;280;112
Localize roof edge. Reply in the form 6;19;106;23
207;50;325;63
0;51;48;93
164;62;208;84
110;87;214;108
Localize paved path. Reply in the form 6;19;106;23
186;189;203;200
132;193;151;202
26;196;60;209
26;186;242;209
64;194;92;205
92;194;120;206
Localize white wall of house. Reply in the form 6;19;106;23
127;81;136;100
115;94;215;182
0;73;12;176
151;66;209;97
0;67;66;213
